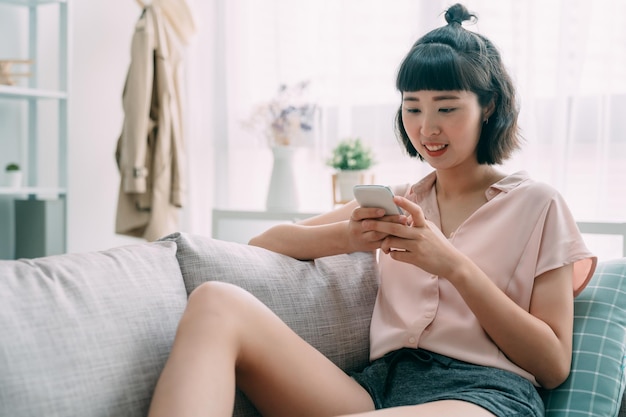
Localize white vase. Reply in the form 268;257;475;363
266;146;299;212
334;170;368;203
5;171;23;188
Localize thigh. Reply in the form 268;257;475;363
196;281;375;417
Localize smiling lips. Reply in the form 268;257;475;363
423;143;448;156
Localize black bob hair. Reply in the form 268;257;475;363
394;3;521;165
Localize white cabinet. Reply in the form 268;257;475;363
0;0;69;259
212;209;321;244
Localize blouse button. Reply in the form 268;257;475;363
408;336;416;344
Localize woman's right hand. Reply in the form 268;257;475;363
347;207;408;252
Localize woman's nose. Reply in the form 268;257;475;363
420;115;440;137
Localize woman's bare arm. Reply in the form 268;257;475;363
249;200;405;260
247;202;355;260
447;260;573;389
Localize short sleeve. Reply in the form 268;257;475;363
392;183;411;197
536;191;597;297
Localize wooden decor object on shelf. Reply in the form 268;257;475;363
0;59;33;86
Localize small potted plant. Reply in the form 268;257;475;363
4;162;23;188
327;138;375;203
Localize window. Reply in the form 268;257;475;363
214;0;626;232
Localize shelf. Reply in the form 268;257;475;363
0;0;69;259
212;209;322;244
0;0;66;6
0;186;66;196
0;85;67;100
212;208;322;221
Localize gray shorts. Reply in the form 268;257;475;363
351;348;544;417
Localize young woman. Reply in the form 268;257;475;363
148;4;596;417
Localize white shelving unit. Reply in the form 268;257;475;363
0;0;69;259
212;209;322;244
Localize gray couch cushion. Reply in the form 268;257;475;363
162;232;379;417
0;241;188;417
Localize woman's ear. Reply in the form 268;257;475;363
483;98;496;122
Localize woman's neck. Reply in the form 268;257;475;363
434;165;504;199
433;165;507;237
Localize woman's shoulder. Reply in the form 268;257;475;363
390;183;413;197
397;171;437;199
496;171;560;201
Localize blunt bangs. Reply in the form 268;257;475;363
396;43;486;94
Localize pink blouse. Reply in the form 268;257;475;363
369;171;597;385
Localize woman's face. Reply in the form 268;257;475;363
401;90;486;170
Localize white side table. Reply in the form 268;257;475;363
212;209;322;244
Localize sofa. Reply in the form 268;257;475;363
0;232;624;417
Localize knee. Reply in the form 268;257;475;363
182;281;252;328
187;281;242;313
171;282;255;354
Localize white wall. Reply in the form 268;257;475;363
68;0;215;254
68;1;140;253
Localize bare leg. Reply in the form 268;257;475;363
148;281;374;417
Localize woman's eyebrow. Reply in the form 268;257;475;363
432;94;461;101
402;94;461;102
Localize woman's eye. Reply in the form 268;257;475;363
404;107;421;114
439;108;455;113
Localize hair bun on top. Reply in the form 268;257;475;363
444;3;476;26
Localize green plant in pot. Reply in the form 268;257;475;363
5;162;20;172
327;138;375;203
4;162;23;188
327;137;374;171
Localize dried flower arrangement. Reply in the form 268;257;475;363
244;81;318;147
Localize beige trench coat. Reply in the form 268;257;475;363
115;4;189;241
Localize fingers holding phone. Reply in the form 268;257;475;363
353;185;403;216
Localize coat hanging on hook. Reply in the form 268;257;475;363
115;1;195;241
135;0;196;44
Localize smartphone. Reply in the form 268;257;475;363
353;185;403;215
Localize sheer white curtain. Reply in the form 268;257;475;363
467;0;626;259
218;0;437;210
466;0;626;224
215;0;626;229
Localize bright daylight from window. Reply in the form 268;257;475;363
211;0;626;260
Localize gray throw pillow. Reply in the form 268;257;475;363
162;232;379;417
0;241;188;417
